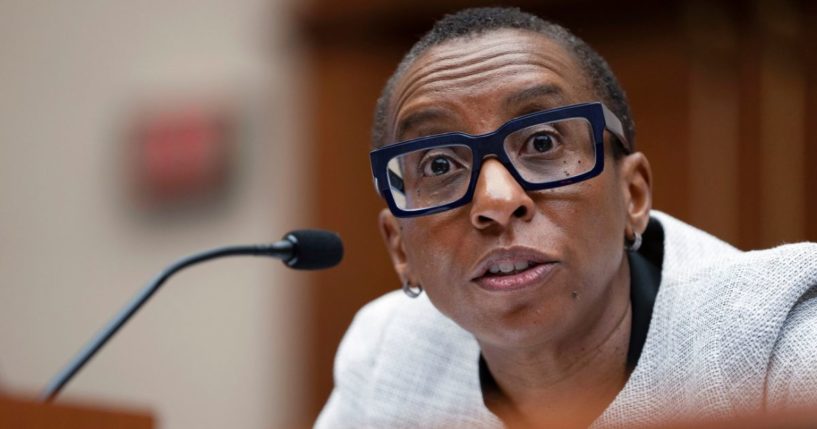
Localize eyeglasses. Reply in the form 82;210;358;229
370;102;630;218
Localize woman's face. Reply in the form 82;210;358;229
380;29;650;351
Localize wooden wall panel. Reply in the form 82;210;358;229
756;0;807;246
737;0;765;249
686;1;742;244
589;10;692;222
804;0;817;243
303;46;404;420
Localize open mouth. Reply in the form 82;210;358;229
470;247;558;292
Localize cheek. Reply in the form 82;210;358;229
568;175;627;289
401;217;465;285
400;215;476;318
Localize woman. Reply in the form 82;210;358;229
316;7;817;428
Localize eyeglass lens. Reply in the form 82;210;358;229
385;118;596;212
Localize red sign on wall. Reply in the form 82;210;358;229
128;101;237;211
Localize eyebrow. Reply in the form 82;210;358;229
502;84;565;110
395;108;451;142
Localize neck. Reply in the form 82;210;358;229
479;257;632;428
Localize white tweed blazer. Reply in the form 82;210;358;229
315;212;817;428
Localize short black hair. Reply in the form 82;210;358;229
371;7;635;156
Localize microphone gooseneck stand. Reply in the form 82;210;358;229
40;243;293;403
40;229;343;403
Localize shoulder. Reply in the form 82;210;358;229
653;211;816;308
334;289;478;380
314;291;423;428
657;213;817;335
316;291;489;428
335;289;461;358
633;213;817;415
329;290;453;373
650;211;740;272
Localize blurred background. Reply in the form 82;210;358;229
0;0;814;428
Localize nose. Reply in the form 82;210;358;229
469;158;535;230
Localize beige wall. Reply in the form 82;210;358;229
0;1;308;428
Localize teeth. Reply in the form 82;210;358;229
487;261;533;276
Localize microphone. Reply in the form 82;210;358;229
279;229;344;270
40;229;343;402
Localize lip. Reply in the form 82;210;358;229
470;247;559;292
475;262;558;292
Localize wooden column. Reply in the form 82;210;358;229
755;0;808;247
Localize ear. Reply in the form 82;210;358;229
619;152;653;237
378;208;412;284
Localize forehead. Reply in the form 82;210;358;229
388;29;593;141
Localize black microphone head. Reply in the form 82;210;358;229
283;229;344;270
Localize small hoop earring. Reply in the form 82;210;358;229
626;231;642;252
402;280;423;298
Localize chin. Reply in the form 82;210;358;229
464;293;575;350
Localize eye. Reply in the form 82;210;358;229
414;147;470;178
423;155;453;176
529;133;556;153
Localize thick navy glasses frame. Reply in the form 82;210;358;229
370;102;630;218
